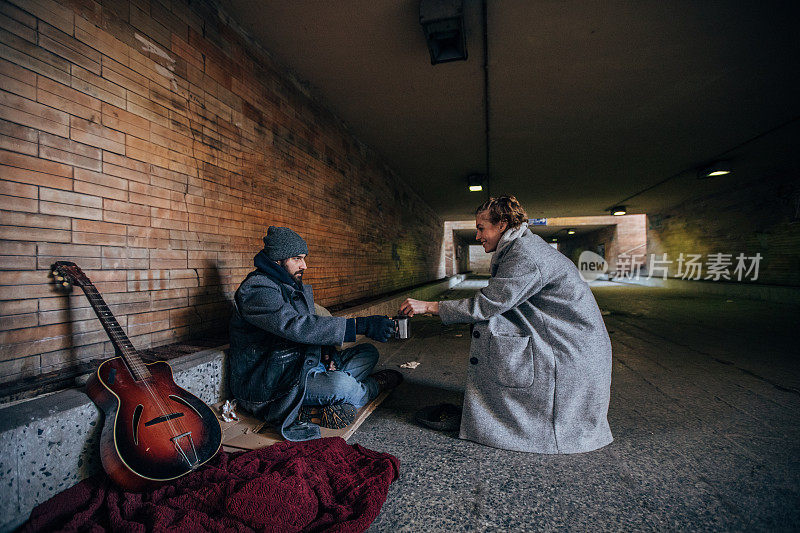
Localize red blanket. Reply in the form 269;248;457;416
21;437;399;533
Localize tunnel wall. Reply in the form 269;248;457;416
0;0;443;384
546;214;647;272
646;172;800;286
558;225;615;264
468;245;491;274
442;221;473;276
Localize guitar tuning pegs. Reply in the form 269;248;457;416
56;276;64;282
52;270;58;276
62;281;71;288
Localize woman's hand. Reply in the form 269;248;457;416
399;298;439;317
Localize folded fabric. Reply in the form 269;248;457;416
20;436;400;533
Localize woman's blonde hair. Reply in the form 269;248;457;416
475;195;528;229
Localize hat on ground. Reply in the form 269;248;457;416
263;226;308;261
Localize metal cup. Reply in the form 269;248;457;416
393;316;410;339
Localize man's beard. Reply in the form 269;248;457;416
292;271;304;283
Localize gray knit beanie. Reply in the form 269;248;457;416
263;226;309;261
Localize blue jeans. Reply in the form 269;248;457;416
303;343;380;408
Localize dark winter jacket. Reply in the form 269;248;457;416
229;254;353;441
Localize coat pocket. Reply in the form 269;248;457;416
489;334;534;388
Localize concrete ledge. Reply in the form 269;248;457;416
0;274;465;532
0;346;228;533
336;273;467;318
602;275;800;304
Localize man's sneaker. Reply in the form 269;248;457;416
370;369;404;392
297;403;357;429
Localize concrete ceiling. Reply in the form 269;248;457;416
219;0;800;220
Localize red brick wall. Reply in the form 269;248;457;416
0;0;442;383
646;172;800;286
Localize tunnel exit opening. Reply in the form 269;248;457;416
443;214;647;277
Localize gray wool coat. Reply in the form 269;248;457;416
439;224;613;454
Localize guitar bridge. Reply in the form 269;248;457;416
145;412;185;426
170;431;200;470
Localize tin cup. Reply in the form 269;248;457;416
393;316;410;339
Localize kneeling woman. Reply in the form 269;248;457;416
401;196;613;454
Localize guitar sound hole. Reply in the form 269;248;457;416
132;404;143;446
169;395;202;418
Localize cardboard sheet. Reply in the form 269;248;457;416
215;391;390;451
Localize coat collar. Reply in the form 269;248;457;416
253;249;303;290
491;222;530;271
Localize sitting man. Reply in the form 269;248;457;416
229;226;403;441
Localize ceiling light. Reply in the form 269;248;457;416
697;161;731;179
567;229;576;235
420;0;467;65
610;206;627;216
467;174;485;192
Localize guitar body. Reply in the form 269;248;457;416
87;358;222;491
52;261;223;491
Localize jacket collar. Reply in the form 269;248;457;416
254;249;303;290
491;222;529;270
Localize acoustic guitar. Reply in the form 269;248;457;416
51;261;222;491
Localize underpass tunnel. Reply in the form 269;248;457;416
0;0;799;530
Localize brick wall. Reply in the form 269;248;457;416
0;0;442;384
646;172;800;286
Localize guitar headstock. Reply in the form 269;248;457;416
51;261;91;290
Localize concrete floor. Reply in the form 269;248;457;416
350;278;800;532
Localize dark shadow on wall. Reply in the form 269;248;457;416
155;262;233;352
188;263;233;340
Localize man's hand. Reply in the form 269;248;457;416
399;298;439;317
356;315;395;342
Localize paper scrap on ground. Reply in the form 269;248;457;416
400;361;421;369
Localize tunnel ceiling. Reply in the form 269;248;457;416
526;225;611;239
454;225;609;246
219;0;800;220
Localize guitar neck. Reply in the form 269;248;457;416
79;284;151;381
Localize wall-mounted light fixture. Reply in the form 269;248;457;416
420;0;467;65
567;228;576;235
610;206;627;216
467;174;485;192
696;160;731;179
